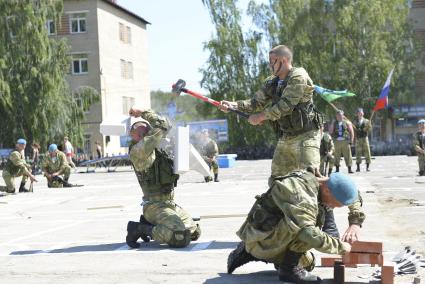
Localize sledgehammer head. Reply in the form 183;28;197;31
171;79;186;96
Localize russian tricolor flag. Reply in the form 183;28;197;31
373;68;394;111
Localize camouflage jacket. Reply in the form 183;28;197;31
237;67;315;121
320;132;334;156
201;138;218;158
413;131;425;153
4;150;31;176
42;151;69;174
353;118;371;139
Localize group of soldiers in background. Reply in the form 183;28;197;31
320;108;372;176
0;138;76;194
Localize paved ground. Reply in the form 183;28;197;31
0;156;424;284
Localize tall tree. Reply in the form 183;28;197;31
0;0;98;149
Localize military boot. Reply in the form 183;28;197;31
227;242;261;274
356;163;360;172
327;168;332;177
348;166;354;174
321;209;340;238
18;183;30;193
335;166;339;172
214;173;219;182
278;250;321;283
420;170;424;176
204;176;212;183
126;221;153;249
366;163;370;172
62;177;73;188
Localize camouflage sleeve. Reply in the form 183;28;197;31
291;226;346;255
364;119;372;133
237;88;271;114
57;153;69;174
329;138;335;153
263;74;314;121
140;109;171;131
211;140;218;157
131;128;165;161
9;152;30;175
347;192;366;226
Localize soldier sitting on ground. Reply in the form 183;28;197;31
0;139;37;194
42;144;73;188
126;107;201;249
199;129;220;182
413;119;425;176
227;170;364;283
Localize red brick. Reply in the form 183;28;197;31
321;256;357;267
381;264;394;284
343;253;384;266
351;241;383;254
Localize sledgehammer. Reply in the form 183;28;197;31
171;79;249;119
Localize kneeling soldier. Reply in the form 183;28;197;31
126;107;201;249
42;144;72;188
0;139;37;193
228;170;364;283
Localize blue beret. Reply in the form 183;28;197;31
327;172;358;205
17;138;27;145
418;119;425;124
48;144;58;152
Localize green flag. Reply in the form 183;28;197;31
314;85;356;102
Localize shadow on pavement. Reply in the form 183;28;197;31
10;240;239;255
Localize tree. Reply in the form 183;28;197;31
201;0;419;148
0;0;98;149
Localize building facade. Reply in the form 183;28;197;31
49;0;150;157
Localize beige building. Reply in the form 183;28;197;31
48;0;150;158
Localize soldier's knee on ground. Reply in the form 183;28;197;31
168;229;191;248
191;224;201;241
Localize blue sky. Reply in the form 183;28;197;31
117;0;215;93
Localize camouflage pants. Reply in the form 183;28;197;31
418;155;425;173
45;165;72;188
205;158;219;174
355;137;371;164
143;200;198;246
334;140;352;167
270;130;320;185
1;169;28;193
319;154;334;176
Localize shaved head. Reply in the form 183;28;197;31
269;45;293;63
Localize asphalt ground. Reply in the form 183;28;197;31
0;155;424;284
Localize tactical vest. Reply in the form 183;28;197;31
355;119;368;138
265;76;323;137
417;132;425;150
4;151;23;175
320;137;332;156
247;170;318;232
133;148;179;200
332;120;349;140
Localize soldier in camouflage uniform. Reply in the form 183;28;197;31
0;139;37;194
227;171;365;283
329;110;354;174
125;107;201;249
320;126;334;177
200;129;219;182
219;45;323;184
42;144;73;188
353;108;372;172
413;119;425;176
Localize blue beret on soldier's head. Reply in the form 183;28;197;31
17;138;27;145
418;119;425;124
327;172;358;205
48;144;58;152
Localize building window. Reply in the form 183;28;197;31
70;13;86;33
122;96;135;115
46;20;55;35
119;22;131;44
120;59;133;79
72;54;88;75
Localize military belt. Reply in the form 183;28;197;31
143;191;174;202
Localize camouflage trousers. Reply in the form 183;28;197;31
319;154;334;176
334;140;352;167
270;129;320;185
205;158;219;174
45;165;72;188
355;137;371;164
418;154;425;173
143;199;199;246
0;169;28;193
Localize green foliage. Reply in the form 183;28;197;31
201;0;419;147
0;0;98;150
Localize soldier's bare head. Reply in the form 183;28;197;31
356;108;364;119
269;45;293;78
